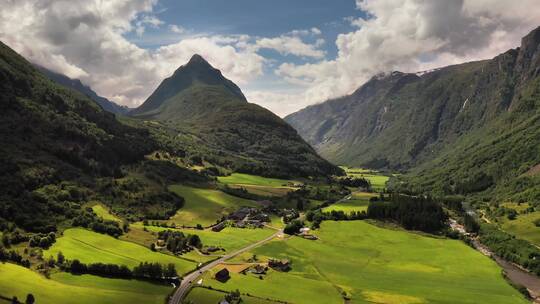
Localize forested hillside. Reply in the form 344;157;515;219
286;26;540;199
130;54;341;178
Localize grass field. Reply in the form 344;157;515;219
0;263;171;304
185;287;278;304
168;185;258;227
139;224;275;254
44;228;196;274
91;203;122;222
193;221;527;304
218;173;299;197
322;192;376;214
499;203;540;247
341;167;390;191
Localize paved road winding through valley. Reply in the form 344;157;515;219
168;229;283;304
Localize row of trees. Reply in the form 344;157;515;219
63;258;178;281
72;209;124;237
306;210;367;229
157;230;202;253
0;246;31;268
28;232;56;249
366;194;447;232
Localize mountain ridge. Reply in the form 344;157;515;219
285;26;540;196
36;65;131;115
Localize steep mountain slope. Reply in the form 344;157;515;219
286;26;540;197
130;55;341;178
0;41;195;232
37;66;130;115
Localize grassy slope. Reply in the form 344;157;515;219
195;221;527;304
91;204;122;223
44;228;196;274
137;224;275;254
342;167;390;191
218;173;299;197
0;263;170;304
168;185;258;227
322;192;376;214
186;287;278;304
218;173;297;187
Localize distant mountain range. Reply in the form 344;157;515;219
286;26;540;197
37;66;131;115
129;54;341;178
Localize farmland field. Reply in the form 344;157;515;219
217;173;299;197
139;224;275;253
0;263;171;304
499;203;540;247
168;185;258;227
341;167;390;191
44;228;196;274
185;287;278;304
192;221;528;304
322;192;376;214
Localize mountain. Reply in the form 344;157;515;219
0;41;195;232
37;66;131;115
286;26;540;198
130;54;341;178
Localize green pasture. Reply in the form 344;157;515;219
341;166;390;191
218;173;297;187
218;173;299;197
185;287;277;304
322;192;376;214
168;185;258;227
0;263;170;304
500;203;540;247
193;221;528;304
138;224;275;254
44;228;196;274
91;203;122;222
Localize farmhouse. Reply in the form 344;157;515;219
268;259;291;271
249;264;267;275
212;221;226;232
215;268;230;282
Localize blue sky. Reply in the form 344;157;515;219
127;0;364;64
2;0;538;116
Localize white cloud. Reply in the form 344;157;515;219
169;24;185;34
0;0;264;108
254;35;325;59
274;0;540;115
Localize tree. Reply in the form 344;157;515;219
25;294;35;304
57;251;65;264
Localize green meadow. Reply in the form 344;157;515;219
195;221;527;304
499;203;540;246
0;263;171;304
218;173;297;187
185;287;277;304
168;185;258;227
218;173;299;197
138;224;275;253
91;203;122;222
341;167;390;191
322;192;376;214
44;228;196;274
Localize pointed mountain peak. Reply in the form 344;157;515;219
187;54;210;66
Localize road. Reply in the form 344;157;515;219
168;229;283;304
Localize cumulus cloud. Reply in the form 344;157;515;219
168;24;185;34
0;0;264;107
254;35;325;59
276;0;540;115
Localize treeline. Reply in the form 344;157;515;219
28;232;56;249
306;210;366;229
157;230;202;253
0;246;31;268
367;194;447;232
337;177;371;189
479;225;540;275
62;259;178;281
72;208;125;237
